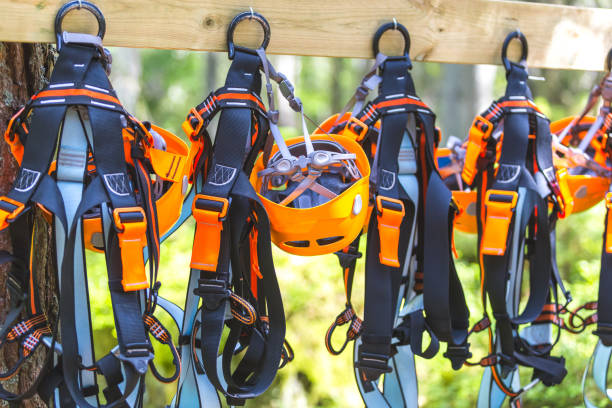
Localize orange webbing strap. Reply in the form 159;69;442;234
462;115;494;185
606;192;612;253
0;197;26;231
376;196;405;267
190;194;229;272
481;190;518;256
112;207;149;291
182;90;266;140
249;226;262;299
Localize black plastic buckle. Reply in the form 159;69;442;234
194;279;230;311
356;351;392;381
443;343;472;370
594;323;612;346
116;345;154;375
267;109;279;124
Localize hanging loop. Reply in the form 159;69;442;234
54;0;106;48
372;20;410;59
606;48;612;72
501;30;528;72
227;10;271;59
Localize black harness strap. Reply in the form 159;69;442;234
597;199;612;345
475;59;567;389
50;39;153;408
424;171;471;369
186;49;285;405
357;57;413;383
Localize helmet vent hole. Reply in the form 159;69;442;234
285;240;310;248
316;236;344;246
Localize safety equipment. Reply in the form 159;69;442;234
317;21;469;407
250;133;370;255
0;2;184;406
462;31;569;408
552;49;612;408
175;11;289;406
551;115;611;215
248;34;370;256
3;120;196;254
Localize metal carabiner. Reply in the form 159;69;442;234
501;30;528;73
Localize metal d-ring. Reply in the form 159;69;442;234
372;20;411;59
501;30;528;72
227;10;271;59
55;0;106;50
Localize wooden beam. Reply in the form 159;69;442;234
0;0;610;71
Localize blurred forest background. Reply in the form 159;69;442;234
81;0;612;406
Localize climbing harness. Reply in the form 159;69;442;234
316;21;469;407
460;31;569;408
175;11;289;406
0;2;188;406
552;48;612;408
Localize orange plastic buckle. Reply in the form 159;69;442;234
181;108;204;141
4;108;26;164
0;197;26;230
346;116;370;141
249;228;262;299
190;194;229;272
606;193;612;253
481;190;518;256
556;168;573;218
113;207;148;291
376;196;405;267
462;115;493;185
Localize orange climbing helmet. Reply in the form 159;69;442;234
250;133;370;256
551;115;611;215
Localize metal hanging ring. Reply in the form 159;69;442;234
55;0;105;49
606;48;612;72
55;1;105;39
372;20;410;58
227;10;271;60
501;30;528;72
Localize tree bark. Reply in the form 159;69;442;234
0;42;55;408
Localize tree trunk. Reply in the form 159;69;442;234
0;42;55;408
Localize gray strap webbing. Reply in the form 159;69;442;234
55;107;98;405
477;367;518;408
173;271;220;408
582;341;612;408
